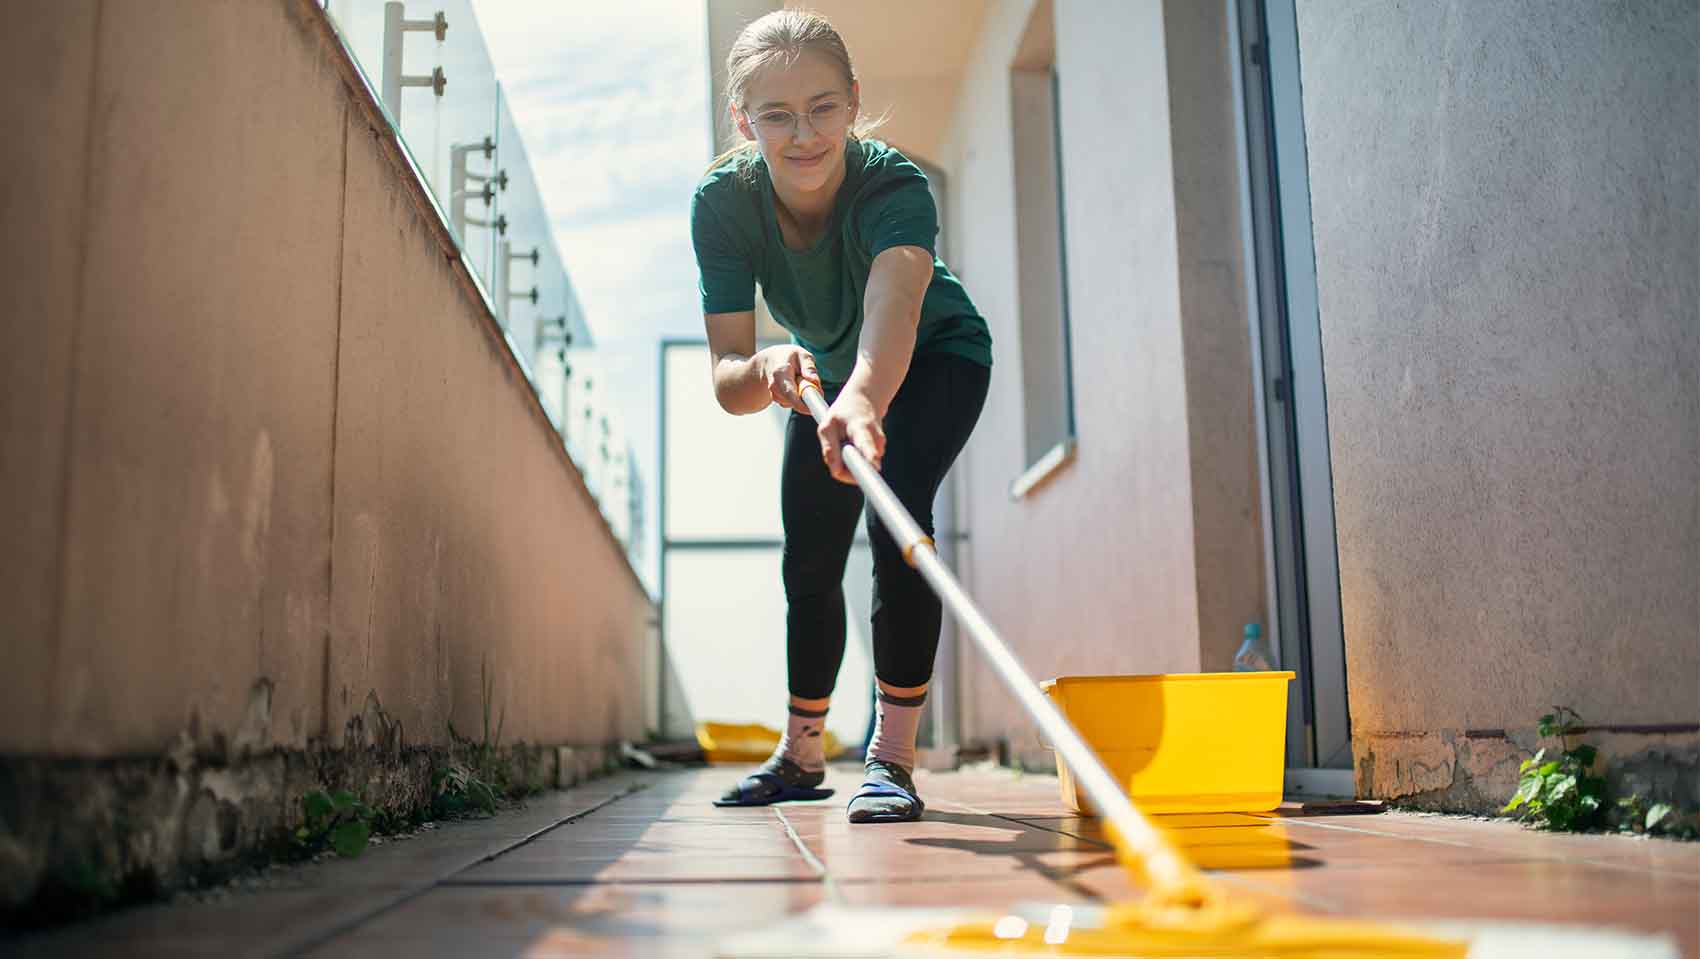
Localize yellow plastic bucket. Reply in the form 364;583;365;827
1039;671;1295;814
695;721;845;765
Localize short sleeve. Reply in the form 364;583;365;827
690;190;756;314
856;171;939;260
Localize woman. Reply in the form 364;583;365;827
691;10;991;824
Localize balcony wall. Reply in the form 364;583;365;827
0;0;652;911
938;0;1267;758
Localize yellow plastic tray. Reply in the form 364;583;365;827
1039;671;1295;814
695;721;845;765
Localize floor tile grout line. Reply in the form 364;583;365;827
458;782;653;868
775;806;845;905
979;808;1693;908
980;803;1699;883
433;873;1105;888
440;876;830;887
1277;816;1700;880
976;808;1577;896
271;778;651;958
944;799;1351;914
939;797;1113;851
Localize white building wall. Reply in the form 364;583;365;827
940;0;1265;758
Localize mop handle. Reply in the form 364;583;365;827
797;382;1202;893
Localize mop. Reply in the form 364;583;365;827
714;382;1679;959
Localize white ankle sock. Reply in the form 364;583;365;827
866;688;927;771
778;703;828;772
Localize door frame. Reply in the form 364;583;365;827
1232;0;1354;788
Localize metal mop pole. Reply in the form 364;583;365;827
798;383;1201;895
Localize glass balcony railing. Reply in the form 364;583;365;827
318;0;644;568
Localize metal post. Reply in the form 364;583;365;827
380;4;448;121
449;142;468;239
450;137;499;248
495;238;510;326
567;333;581;430
502;245;539;331
382;2;404;114
535;320;570;431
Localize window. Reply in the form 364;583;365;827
1009;0;1076;497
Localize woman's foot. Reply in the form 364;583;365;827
847;759;924;822
713;755;833;807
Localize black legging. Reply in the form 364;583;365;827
781;352;990;698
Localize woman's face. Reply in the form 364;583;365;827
736;49;859;195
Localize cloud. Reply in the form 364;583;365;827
473;0;709;332
470;0;715;587
555;213;702;339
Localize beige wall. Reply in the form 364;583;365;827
707;0;780;156
0;0;652;759
1294;1;1698;746
939;0;1266;756
0;0;97;751
787;0;989;168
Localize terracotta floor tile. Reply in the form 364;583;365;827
807;841;1116;883
28;767;1700;957
834;875;1096;909
1252;859;1698;953
304;884;825;958
456;851;821;884
583;815;788;827
1282;813;1700;878
544;823;788;845
520;834;801;858
18;885;418;959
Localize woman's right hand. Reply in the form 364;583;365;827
756;345;822;414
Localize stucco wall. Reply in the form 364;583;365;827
941;0;1265;757
1293;0;1698;775
0;0;652;761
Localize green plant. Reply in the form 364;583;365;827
1503;707;1608;831
430;761;500;819
434;656;514;818
295;789;374;858
478;656;507;780
1502;707;1700;839
1611;794;1700;840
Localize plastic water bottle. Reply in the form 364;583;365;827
1233;622;1273;671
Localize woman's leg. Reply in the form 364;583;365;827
851;354;990;821
781;403;866;701
716;403;863;806
866;354;990;695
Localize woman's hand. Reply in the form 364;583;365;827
817;387;884;484
756;345;821;414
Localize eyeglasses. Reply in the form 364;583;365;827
746;98;851;140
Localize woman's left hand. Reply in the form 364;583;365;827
817;388;884;484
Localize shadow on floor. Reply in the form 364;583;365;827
931;810;1325;873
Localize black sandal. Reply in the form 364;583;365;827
712;757;834;807
847;759;925;823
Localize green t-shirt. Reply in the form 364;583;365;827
690;138;993;384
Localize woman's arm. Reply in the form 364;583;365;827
847;245;931;414
706;309;820;415
818;245;933;482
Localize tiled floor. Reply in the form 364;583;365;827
16;765;1699;957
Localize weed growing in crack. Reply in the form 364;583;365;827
1504;706;1697;838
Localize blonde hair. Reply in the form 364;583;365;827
705;9;884;176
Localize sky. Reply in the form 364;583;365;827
471;0;717;590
